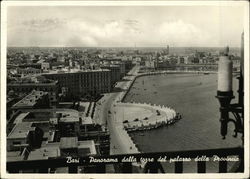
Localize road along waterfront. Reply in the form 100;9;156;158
95;65;141;155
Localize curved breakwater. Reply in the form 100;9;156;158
118;102;180;132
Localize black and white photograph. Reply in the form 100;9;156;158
1;1;249;178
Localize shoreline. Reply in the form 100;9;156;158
99;67;240;155
121;70;218;102
109;68;216;154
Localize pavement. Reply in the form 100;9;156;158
95;65;140;155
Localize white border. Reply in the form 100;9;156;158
1;1;249;179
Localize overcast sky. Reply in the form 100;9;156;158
7;5;245;47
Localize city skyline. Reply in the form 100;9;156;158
7;5;245;48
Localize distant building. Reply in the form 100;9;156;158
101;65;121;86
177;57;185;64
112;62;126;78
193;57;199;64
17;67;42;75
37;60;50;70
8;79;58;106
199;58;205;64
145;60;157;68
122;60;134;73
43;69;111;98
230;55;241;72
185;56;194;64
18;63;42;69
157;61;170;69
166;45;170;55
11;90;50;112
41;62;50;71
195;51;205;59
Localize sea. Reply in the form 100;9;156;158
123;73;242;172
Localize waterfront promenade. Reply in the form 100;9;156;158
92;66;223;156
94;67;218;155
94;65;184;154
94;65;141;155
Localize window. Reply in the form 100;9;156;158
13;141;21;145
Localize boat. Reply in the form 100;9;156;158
204;72;210;75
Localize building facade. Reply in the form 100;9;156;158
101;65;121;86
8;80;58;106
43;69;111;98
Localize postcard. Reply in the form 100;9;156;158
1;1;249;179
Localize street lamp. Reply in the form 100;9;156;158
216;42;244;140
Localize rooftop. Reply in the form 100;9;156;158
12;90;48;108
101;64;120;68
78;140;97;156
28;146;60;160
57;109;79;123
8;122;34;139
8;76;57;85
8;80;58;85
13;112;30;124
37;59;45;64
7;151;24;162
81;116;93;125
59;138;97;156
18;67;41;71
43;68;110;75
60;137;78;149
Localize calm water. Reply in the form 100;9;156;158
124;73;242;152
124;73;242;172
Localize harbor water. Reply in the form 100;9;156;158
123;73;242;172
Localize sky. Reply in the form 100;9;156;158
7;5;245;47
